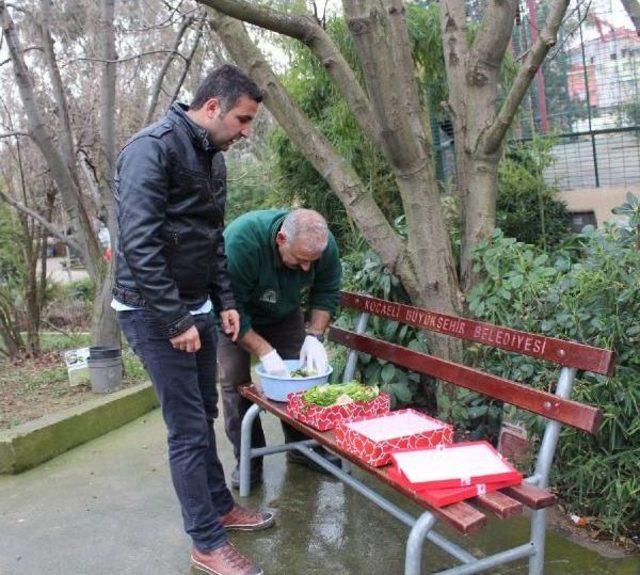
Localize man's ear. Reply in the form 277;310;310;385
204;97;221;117
275;231;287;247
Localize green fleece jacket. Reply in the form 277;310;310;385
223;209;341;337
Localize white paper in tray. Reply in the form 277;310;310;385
393;443;511;484
346;411;445;442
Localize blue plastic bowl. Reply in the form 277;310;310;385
255;359;333;402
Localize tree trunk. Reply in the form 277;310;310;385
461;155;499;288
94;0;119;348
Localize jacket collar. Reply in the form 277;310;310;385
270;213;287;269
169;103;219;153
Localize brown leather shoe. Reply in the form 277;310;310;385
220;504;275;532
190;543;263;575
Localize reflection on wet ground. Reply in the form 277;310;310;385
0;409;637;574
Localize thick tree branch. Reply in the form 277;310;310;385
0;189;82;253
440;0;469;108
196;0;382;148
343;0;433;169
467;0;518;84
621;0;640;36
482;0;570;154
38;0;77;180
208;9;417;290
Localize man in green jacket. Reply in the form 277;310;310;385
218;208;341;488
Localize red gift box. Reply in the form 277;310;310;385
391;441;523;490
334;409;454;467
386;466;521;507
286;391;390;431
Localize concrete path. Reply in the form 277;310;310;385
0;409;637;575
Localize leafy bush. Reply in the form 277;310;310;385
468;225;640;538
497;138;570;249
45;279;94;329
333;246;432;408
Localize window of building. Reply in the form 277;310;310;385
610;52;617;60
569;211;597;233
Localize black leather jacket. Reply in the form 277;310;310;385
113;103;235;337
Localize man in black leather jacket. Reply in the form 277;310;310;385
113;64;272;575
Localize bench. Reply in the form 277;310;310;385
238;291;616;574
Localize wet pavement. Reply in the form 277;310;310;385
0;408;638;575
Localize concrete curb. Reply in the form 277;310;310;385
0;382;159;474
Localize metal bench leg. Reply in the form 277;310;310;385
239;403;263;497
405;511;438;575
528;508;546;575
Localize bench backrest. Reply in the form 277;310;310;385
329;292;616;435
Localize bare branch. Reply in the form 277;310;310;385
0;189;82;253
482;0;570;154
169;14;207;105
143;14;194;126
37;0;77;178
65;49;187;66
0;131;31;140
116;3;196;33
197;0;382;148
78;150;102;207
1;45;44;67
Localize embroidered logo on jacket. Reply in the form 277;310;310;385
260;289;277;304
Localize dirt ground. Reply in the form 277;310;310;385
0;348;143;431
547;505;638;557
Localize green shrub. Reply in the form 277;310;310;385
69;278;95;302
468;225;640;538
335;244;431;408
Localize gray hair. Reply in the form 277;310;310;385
280;209;329;253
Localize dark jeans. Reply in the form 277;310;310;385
217;310;308;467
118;308;233;553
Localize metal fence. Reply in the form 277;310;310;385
512;0;640;189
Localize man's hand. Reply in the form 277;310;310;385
259;349;290;377
299;335;328;373
220;309;240;342
170;325;201;353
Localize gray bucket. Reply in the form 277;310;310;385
88;354;123;394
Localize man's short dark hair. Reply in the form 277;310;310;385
190;64;263;112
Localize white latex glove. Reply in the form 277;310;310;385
299;335;328;374
260;349;290;377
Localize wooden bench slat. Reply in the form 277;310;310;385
339;291;616;375
240;385;487;535
432;501;487;534
503;483;558;509
329;327;603;434
474;491;523;519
